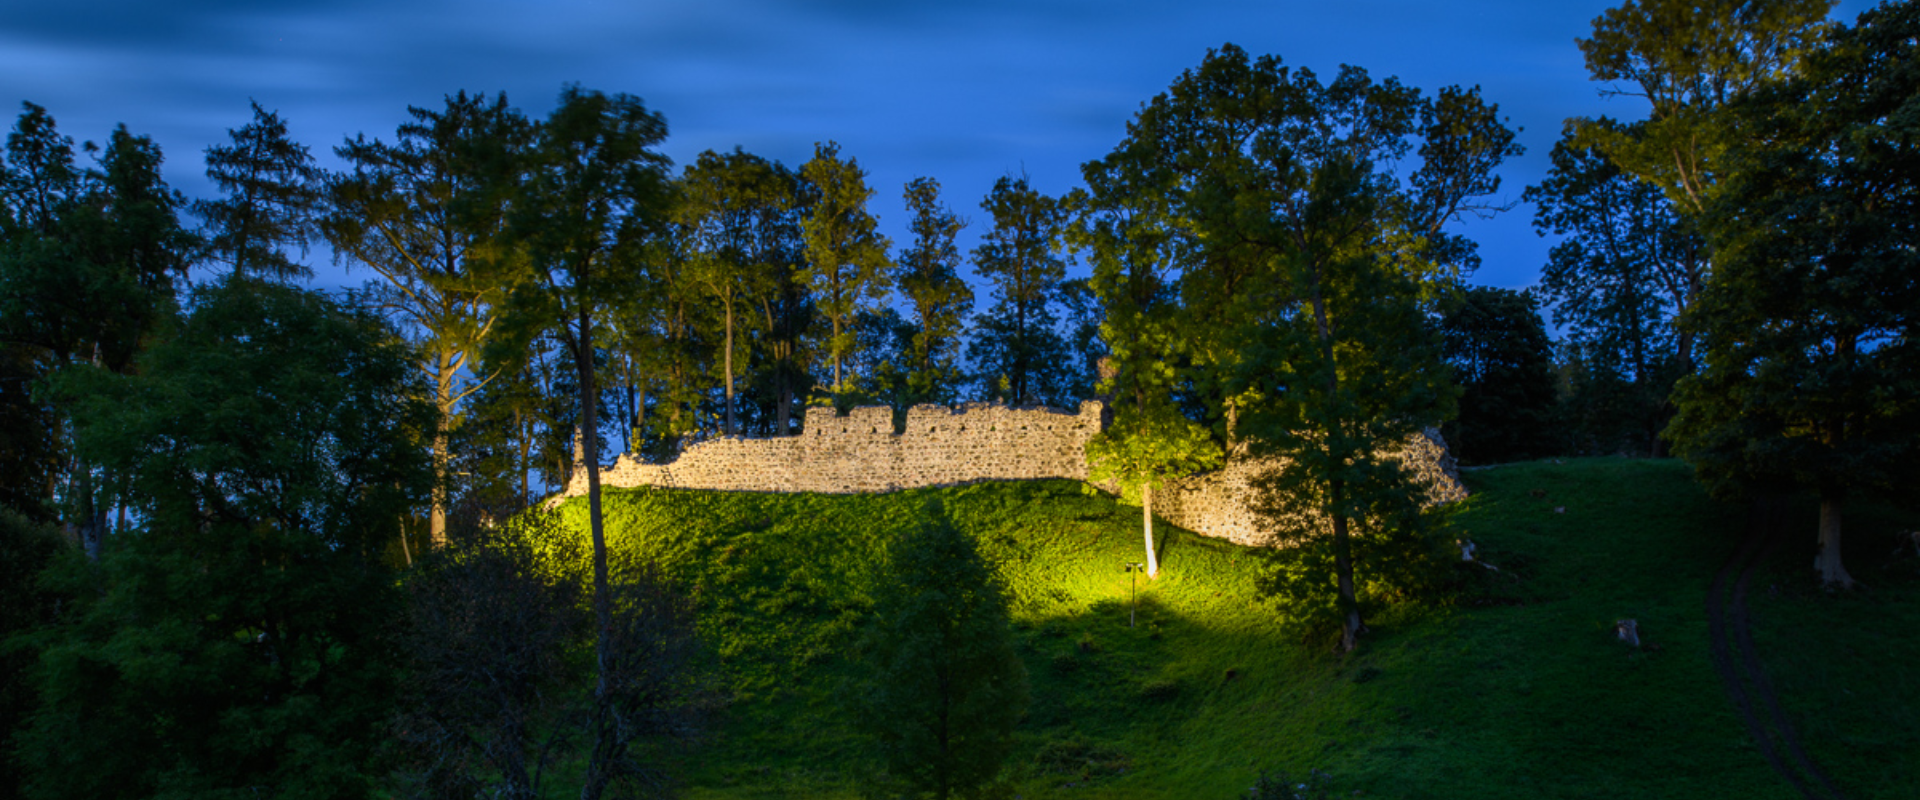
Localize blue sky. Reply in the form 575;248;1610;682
0;0;1871;292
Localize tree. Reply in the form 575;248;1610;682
20;276;432;800
677;148;792;435
195;101;321;280
395;508;588;800
325;90;531;545
1086;45;1519;650
1086;405;1221;578
1524;126;1706;454
1436;286;1559;464
1575;0;1834;217
500;85;678;798
1072;167;1215;579
967;174;1070;407
1;105;193;551
1055;277;1107;403
848;502;1028;800
1669;1;1920;589
799;141;891;398
895;176;974;406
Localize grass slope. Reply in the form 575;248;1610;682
554;458;1918;799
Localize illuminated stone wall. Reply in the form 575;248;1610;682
558;400;1466;546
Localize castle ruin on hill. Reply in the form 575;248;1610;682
558;400;1467;547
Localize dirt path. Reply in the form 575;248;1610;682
1706;501;1847;800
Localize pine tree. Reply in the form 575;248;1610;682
195;101;320;280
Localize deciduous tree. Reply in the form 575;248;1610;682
1436;286;1558;464
1669;1;1920;589
499;85;680;797
1088;45;1518;650
677;148;792;435
21;276;432;800
1575;0;1834;216
967;174;1069;406
800;141;891;399
895;176;973;406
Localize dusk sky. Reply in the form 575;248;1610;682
0;0;1872;294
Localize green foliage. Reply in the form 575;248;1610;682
1436;286;1558;464
20;277;431;800
1074;42;1519;649
1085;406;1221;505
195;100;321;281
846;502;1029;799
895;176;973;406
1;102;191;371
0;508;63;800
677;147;800;435
1669;0;1920;587
967;174;1070;407
1574;0;1835;216
800;141;892;396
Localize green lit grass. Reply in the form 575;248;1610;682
552;459;1919;799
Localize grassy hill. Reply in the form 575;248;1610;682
552;458;1919;799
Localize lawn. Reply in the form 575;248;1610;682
551;457;1919;799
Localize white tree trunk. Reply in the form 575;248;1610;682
1143;483;1159;579
1816;495;1854;589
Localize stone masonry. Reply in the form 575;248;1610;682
559;400;1467;547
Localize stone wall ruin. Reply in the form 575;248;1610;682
559;400;1467;547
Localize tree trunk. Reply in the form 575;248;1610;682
431;408;450;547
724;300;736;436
633;380;648;457
574;309;613;698
1815;492;1853;589
1332;481;1364;652
1143;482;1159;579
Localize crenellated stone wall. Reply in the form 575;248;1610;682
558;400;1466;547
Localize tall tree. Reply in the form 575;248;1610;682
967;174;1069;406
1669;1;1920;589
1436;286;1559;464
1072;164;1212;580
895;176;973;406
1524;126;1707;455
677;148;791;435
21;276;432;800
1;105;193;549
799;141;891;399
1055;277;1108;403
848;502;1028;800
500;85;675;798
1087;45;1519;650
1575;0;1834;217
325;91;530;545
195;101;320;280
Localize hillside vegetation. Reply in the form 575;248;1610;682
554;458;1919;799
